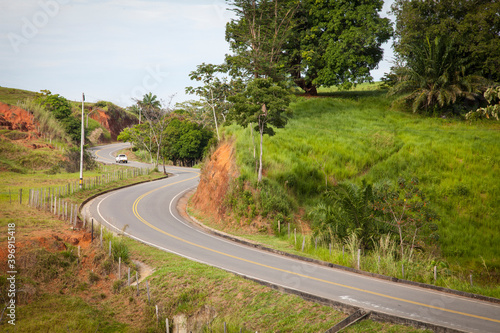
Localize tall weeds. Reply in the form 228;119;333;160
18;98;72;144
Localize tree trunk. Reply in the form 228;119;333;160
294;78;318;96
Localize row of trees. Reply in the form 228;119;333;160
118;93;214;171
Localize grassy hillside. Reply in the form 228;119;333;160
0;86;38;105
224;87;500;277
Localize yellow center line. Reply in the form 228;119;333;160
132;176;500;325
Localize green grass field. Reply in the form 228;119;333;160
224;86;500;278
0;86;38;105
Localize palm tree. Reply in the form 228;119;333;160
137;92;161;123
389;36;485;115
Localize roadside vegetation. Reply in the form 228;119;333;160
181;0;499;299
0;150;428;332
200;86;500;298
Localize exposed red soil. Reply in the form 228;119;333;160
0;223;148;328
191;141;239;223
0;101;39;139
88;107;137;141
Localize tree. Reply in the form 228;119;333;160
285;0;393;94
119;93;173;172
35;90;84;143
391;0;500;82
140;95;173;172
228;78;291;182
162;118;214;166
136;92;161;124
186;63;243;141
117;124;155;163
388;36;485;115
225;0;299;80
225;0;392;94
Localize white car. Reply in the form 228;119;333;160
115;154;128;163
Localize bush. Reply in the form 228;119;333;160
63;147;97;172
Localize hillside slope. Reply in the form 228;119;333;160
193;91;500;287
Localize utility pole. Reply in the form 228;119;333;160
79;93;85;189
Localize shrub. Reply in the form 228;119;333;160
63;147;97;172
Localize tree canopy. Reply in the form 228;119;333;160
391;0;500;82
286;0;393;93
225;0;392;94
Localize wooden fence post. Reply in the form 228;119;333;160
136;272;139;296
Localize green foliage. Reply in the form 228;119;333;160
391;0;500;82
36;91;72;120
186;63;244;140
466;86;500;121
63;147;97;173
228;78;292;181
136;92;161;123
288;0;393;92
388;36;485;115
228;78;292;134
225;0;298;80
310;181;389;249
372;178;439;259
17;98;72;144
34;91;84;143
225;0;392;93
162;117;214;166
225;91;500;272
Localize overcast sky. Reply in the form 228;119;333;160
1;0;394;108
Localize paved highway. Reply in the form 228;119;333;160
85;143;500;333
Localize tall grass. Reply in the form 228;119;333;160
223;87;500;281
17;98;72;144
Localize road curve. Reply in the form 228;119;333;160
85;143;500;333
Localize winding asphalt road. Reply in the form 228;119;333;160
84;143;500;333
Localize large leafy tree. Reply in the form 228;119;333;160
391;0;500;82
162;117;214;167
225;0;392;94
286;0;392;94
228;78;291;182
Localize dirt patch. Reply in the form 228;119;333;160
191;141;239;223
89;107;137;141
0;102;39;139
189;140;287;235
